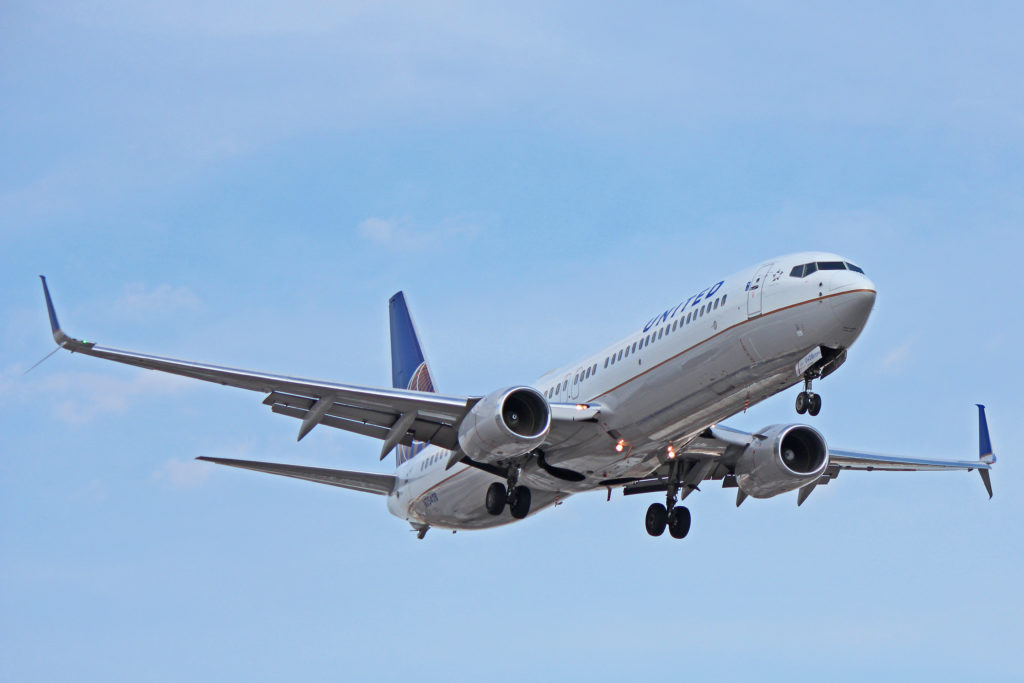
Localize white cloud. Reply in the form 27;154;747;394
153;457;215;489
114;283;201;317
2;366;194;424
359;217;397;243
880;342;913;373
358;215;481;250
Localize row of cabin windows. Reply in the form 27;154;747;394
603;293;728;369
542;293;729;400
419;451;445;471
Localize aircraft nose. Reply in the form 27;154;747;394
831;287;876;330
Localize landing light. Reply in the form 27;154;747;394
576;403;589;410
615;439;626;453
667;445;677;460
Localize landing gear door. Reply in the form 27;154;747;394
746;264;772;318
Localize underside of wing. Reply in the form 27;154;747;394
827;449;990;472
197;457;396;495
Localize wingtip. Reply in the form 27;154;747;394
979;468;993;499
39;275;70;345
976;404;995;464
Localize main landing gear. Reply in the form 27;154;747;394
645;502;691;539
484;467;532;519
644;465;691;539
795;376;822;417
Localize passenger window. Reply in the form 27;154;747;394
618;350;623;361
604;358;609;368
672;321;677;332
574;374;579;384
700;305;705;316
632;342;637;353
686;312;692;323
713;298;719;310
563;380;568;391
657;329;663;339
722;294;727;305
593;363;598;374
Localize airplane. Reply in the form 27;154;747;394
38;251;995;540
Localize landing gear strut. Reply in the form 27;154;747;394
644;461;691;539
795;376;822;417
484;466;532;519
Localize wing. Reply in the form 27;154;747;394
711;408;996;497
40;277;598;459
619;407;996;503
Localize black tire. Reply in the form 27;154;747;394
795;392;809;415
645;503;667;536
485;482;507;515
668;506;691;539
808;393;822;417
509;486;532;519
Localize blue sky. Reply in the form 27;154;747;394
3;2;1023;680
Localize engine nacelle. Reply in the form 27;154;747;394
457;386;551;464
735;424;828;498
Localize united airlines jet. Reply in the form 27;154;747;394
38;252;995;540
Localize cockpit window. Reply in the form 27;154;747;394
845;262;865;274
817;261;846;271
790;262;819;278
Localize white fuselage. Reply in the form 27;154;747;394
387;252;876;530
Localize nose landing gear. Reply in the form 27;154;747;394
795;377;822;416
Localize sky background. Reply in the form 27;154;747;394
3;2;1023;680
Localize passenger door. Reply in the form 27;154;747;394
746;264;773;318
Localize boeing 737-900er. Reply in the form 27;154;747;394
39;252;995;540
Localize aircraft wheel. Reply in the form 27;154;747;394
509;486;532;519
808;393;822;417
485;482;507;515
795;392;809;415
668;506;691;539
645;503;667;536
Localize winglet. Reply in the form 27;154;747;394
39;276;72;346
976;405;995;498
977;405;995;464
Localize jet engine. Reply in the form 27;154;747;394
735;425;828;498
457;387;551;464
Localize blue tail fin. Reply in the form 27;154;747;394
389;292;435;393
389;292;435;466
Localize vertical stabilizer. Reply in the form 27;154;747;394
389;292;435;466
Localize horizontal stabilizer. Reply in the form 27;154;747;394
197;457;396;495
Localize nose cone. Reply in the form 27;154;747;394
830;286;876;345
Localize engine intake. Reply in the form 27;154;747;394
458;387;551;463
735;424;828;498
